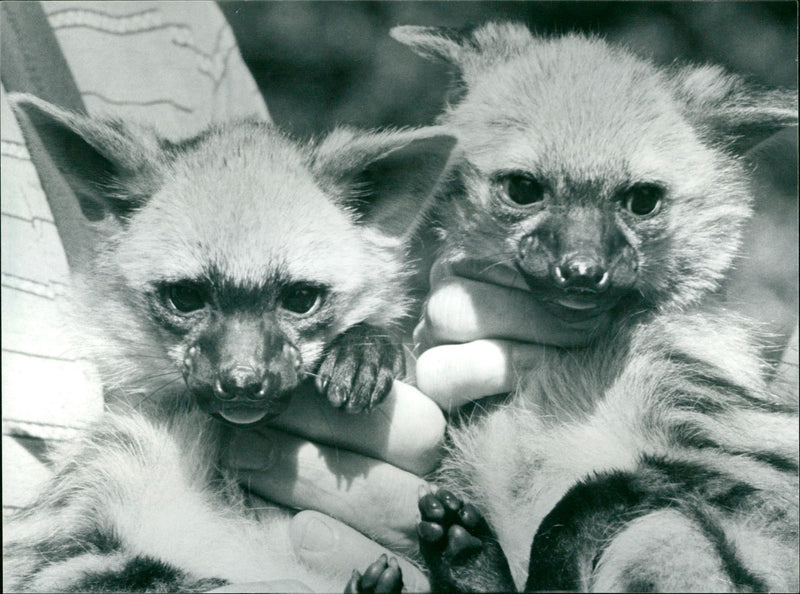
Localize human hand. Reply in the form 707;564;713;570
224;379;442;589
414;258;610;411
206;510;429;593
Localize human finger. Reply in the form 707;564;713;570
229;429;427;551
290;511;430;593
429;257;529;291
416;339;548;410
416;273;609;349
265;379;445;476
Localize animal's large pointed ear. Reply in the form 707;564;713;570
314;127;457;245
390;25;469;64
8;93;161;222
392;22;533;71
671;65;798;153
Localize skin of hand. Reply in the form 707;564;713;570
206;511;429;593
217;255;604;592
414;258;610;411
222;380;441;591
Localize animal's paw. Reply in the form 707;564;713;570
418;489;490;560
418;489;517;593
345;554;403;594
316;323;404;414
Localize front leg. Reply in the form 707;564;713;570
315;323;405;413
418;489;517;593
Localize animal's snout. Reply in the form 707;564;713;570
517;206;638;297
215;365;267;402
184;315;304;423
553;256;610;293
211;340;300;406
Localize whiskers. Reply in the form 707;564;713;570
302;369;322;380
471;251;517;275
132;374;185;410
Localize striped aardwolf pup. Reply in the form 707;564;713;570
350;22;799;593
3;94;455;592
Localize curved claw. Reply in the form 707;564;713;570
348;555;403;594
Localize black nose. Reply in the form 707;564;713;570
215;365;265;401
553;257;610;292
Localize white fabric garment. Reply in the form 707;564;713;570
2;0;269;514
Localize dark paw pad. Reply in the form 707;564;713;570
345;554;403;594
417;489;516;592
418;490;490;558
417;490;517;593
444;525;483;560
316;324;404;414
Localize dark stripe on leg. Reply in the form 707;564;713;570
68;555;226;593
679;502;769;592
523;471;649;592
524;458;766;592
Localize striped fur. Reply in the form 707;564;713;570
393;23;799;592
3;95;455;592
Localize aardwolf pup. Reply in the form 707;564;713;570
3;95;455;592
350;22;798;593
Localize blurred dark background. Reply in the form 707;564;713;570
220;1;797;136
221;1;798;358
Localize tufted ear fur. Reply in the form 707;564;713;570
313;127;457;245
670;65;798;153
393;25;798;157
9;93;162;223
390;25;469;64
391;22;533;78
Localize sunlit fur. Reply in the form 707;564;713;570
76;124;428;412
3;95;455;592
393;22;798;592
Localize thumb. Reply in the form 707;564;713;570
290;511;430;592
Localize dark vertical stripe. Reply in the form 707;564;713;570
1;1;94;273
681;503;770;592
1;2;85;111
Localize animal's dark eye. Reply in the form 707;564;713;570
281;284;324;315
501;174;546;206
622;183;664;216
166;282;207;313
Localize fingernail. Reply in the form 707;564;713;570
295;514;337;552
226;430;279;471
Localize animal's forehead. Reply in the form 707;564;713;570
119;131;371;289
468;36;665;109
452;37;702;181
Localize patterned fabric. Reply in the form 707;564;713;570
1;0;269;514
